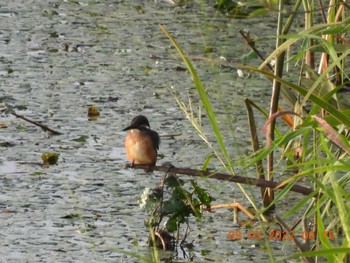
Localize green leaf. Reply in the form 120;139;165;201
191;180;212;206
164;174;184;188
202;153;215;171
163;197;188;215
240;65;350;128
165;215;179;232
174;186;193;202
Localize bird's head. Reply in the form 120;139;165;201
123;115;150;131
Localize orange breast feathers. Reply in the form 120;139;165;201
125;129;158;166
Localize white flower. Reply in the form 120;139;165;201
139;187;151;209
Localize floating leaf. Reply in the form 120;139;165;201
144;66;153;73
61;213;81;219
87;106;100;117
95;24;108;31
41;152;59;165
30;171;44;176
72;135;88;143
201;249;211;256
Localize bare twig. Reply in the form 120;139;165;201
209;203;255;219
11;111;62;135
127;164;316;197
239;30;274;72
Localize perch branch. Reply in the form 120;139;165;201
127;164;316;197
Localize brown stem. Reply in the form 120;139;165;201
11;111;62;135
244;98;266;204
239;30;274;72
127;164;316;197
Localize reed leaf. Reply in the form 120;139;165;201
160;24;231;168
239;65;350;128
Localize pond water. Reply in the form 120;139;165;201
0;0;304;262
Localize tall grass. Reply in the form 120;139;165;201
160;24;265;218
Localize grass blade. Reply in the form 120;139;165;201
160;25;231;167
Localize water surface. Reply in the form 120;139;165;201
0;1;299;261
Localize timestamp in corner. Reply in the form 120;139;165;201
227;229;336;241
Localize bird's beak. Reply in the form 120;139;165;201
122;124;136;131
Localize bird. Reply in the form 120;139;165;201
123;115;160;168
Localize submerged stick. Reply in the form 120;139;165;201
11;111;62;135
127;164;316;197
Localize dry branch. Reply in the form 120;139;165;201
127;164;316;197
11;111;62;135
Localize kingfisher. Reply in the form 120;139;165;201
123;115;160;167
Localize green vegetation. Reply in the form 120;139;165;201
41;152;59;165
140;0;350;262
139;173;212;254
